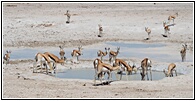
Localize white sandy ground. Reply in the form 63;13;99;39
2;3;194;99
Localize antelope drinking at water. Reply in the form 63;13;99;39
163;63;177;77
140;58;152;81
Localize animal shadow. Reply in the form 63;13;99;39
144;38;150;40
98;35;102;37
162;34;168;37
168;23;176;26
93;81;114;86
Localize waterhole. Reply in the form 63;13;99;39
55;68;183;81
5;41;192;62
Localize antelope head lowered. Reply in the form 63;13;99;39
140;58;152;81
163;63;177;77
94;58;120;85
34;52;55;74
113;58;137;81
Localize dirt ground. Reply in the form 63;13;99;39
2;2;194;99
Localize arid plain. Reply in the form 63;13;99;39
2;3;194;98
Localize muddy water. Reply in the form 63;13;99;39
5;41;193;62
55;68;182;81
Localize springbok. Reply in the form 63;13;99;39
168;12;178;24
64;10;71;23
113;58;137;81
34;53;56;74
140;58;152;81
98;24;103;37
3;50;11;65
59;46;65;65
163;21;170;37
93;58;109;80
71;46;83;63
145;27;151;39
109;47;120;64
44;52;67;65
94;59;120;85
97;47;110;61
163;63;177;77
180;43;188;62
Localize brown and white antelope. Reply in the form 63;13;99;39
163;21;170;37
113;58;137;81
98;24;103;37
94;58;120;85
34;52;56;74
3;50;11;65
59;46;66;65
163;63;177;77
64;10;71;23
93;58;109;80
44;52;67;65
180;43;188;62
145;27;151;39
71;46;83;63
168;12;178;24
109;47;120;64
97;47;110;61
140;58;152;81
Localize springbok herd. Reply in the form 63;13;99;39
3;11;189;85
145;12;178;39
